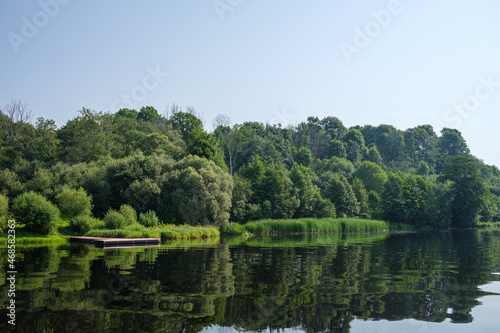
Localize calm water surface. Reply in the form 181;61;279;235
1;230;500;332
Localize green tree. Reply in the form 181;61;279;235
259;165;300;219
213;115;246;175
381;173;431;226
353;161;388;193
104;209;128;229
55;187;93;218
365;145;383;165
342;129;367;163
230;174;259;223
439;155;486;227
170;111;203;139
123;178;161;214
159;155;233;226
11;192;60;235
57;108;109;163
289;163;316;217
367;191;382;219
29;118;60;163
295;146;313;167
324;174;359;217
137;106;160;122
138;210;159;227
116;108;138;119
352;178;369;218
313;157;355;191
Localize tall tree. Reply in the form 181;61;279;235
324;174;359;217
439;155;486;227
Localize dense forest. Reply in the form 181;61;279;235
1;99;499;234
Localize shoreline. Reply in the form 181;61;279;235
2;218;499;246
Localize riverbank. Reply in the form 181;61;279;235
1;218;412;244
221;218;411;236
0;228;68;246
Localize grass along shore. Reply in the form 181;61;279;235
2;217;409;244
221;218;411;236
84;224;220;240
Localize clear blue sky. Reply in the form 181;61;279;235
1;0;499;166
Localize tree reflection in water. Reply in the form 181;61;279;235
0;230;499;333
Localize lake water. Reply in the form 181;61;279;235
1;229;500;332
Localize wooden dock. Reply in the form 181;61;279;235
69;236;160;248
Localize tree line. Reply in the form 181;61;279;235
0;99;499;234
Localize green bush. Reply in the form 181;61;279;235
220;223;244;235
55;187;93;218
119;204;137;225
70;215;103;234
0;194;9;217
11;192;60;235
138;210;159;228
123;223;145;231
104;210;127;230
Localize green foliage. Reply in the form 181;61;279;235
342;128;367;163
289;163;334;218
242;217;391;235
104;210;128;229
220;222;246;235
439;155;486;227
119;204;137;225
0;194;8;217
295;147;313;167
2;101;499;232
230;175;259;223
55;187;93;218
259;165;300;219
381;173;432;226
85;224;219;240
57;108;110;163
352;178;369;218
159;155;233;226
138;210;159;228
0;195;10;234
353;161;388;193
367;191;382;219
137;106;160;122
116;108;138;119
69;215;103;234
0;168;23;198
124;178;161;213
11;192;60;235
170;111;203;139
311;186;336;218
324;174;359;217
365;145;383;165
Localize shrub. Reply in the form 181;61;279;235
0;194;11;233
0;194;9;217
70;215;103;234
123;223;145;231
138;210;159;228
55;187;93;218
104;210;127;230
11;192;60;235
220;222;244;235
119;204;137;225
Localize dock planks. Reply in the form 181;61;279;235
69;236;160;248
